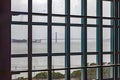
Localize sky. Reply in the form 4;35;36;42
11;0;111;39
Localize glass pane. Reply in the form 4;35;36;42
12;72;28;80
103;55;113;79
52;17;65;23
87;55;97;80
87;0;96;16
32;0;47;13
87;19;96;24
11;58;28;71
51;70;65;80
52;26;65;53
103;54;111;64
32;26;47;53
12;15;28;22
70;18;81;24
70;55;81;67
52;56;65;69
33;71;48;80
103;67;111;79
52;0;65;14
70;0;81;15
71;69;81;80
32;15;47;22
87;55;96;66
87;68;96;80
103;1;111;17
11;25;28;54
11;0;28;12
103;28;110;52
32;57;47;70
70;27;81;52
103;19;112;25
87;27;96;52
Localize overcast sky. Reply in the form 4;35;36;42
11;0;111;39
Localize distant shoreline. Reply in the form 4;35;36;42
11;39;27;43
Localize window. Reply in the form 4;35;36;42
11;0;120;80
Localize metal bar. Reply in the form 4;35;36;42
110;0;114;78
96;0;103;80
118;0;120;77
48;0;52;80
28;0;32;79
11;63;120;73
113;0;118;80
96;0;99;79
12;11;120;19
81;0;87;80
65;0;71;80
0;0;11;80
11;21;115;27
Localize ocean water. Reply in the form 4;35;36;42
11;40;111;79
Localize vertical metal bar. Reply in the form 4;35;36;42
96;0;99;79
28;0;32;79
118;0;120;78
96;0;103;80
48;0;52;80
0;0;11;80
81;0;87;80
110;0;114;78
113;0;118;80
65;0;70;80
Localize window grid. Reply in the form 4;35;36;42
11;0;120;80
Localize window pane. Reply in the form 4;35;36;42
70;17;81;24
87;0;96;16
70;55;81;67
32;26;47;53
71;69;81;80
11;58;28;71
51;70;65;80
52;16;65;23
32;15;47;22
32;57;47;70
87;18;96;24
11;25;28;54
52;26;65;53
12;72;28;80
32;71;48;80
12;15;28;22
70;27;81;52
70;0;81;15
52;0;65;14
52;56;65;69
103;19;112;25
103;28;110;52
103;55;112;79
103;67;112;79
87;55;96;65
11;0;28;12
32;0;47;13
103;54;111;64
87;68;96;80
87;27;96;52
103;1;111;17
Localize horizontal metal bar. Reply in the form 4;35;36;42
11;11;120;20
11;64;120;74
11;22;115;28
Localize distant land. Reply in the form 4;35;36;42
11;38;110;43
11;39;27;43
